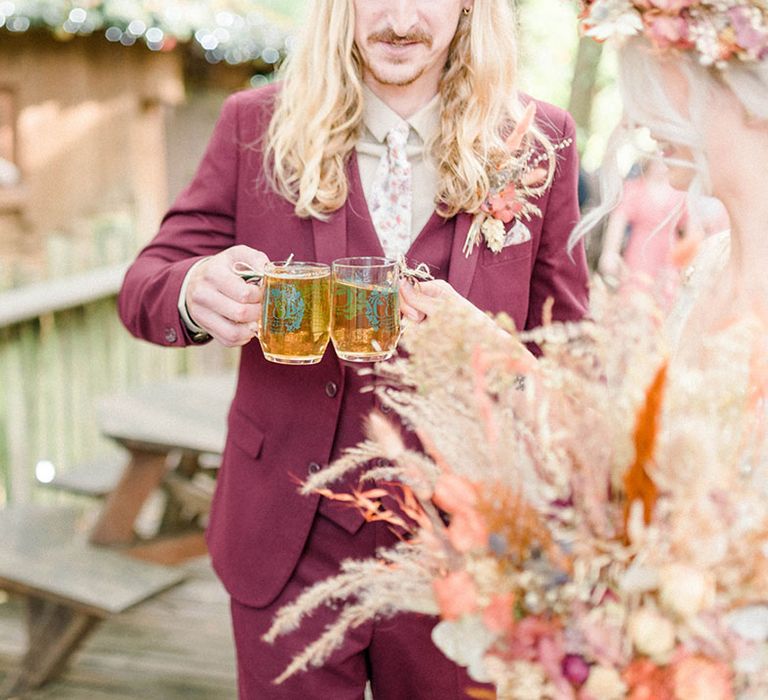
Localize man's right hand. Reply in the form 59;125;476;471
186;245;269;347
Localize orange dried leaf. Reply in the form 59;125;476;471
505;102;537;152
623;362;667;532
670;234;701;270
315;489;357;503
356;488;391;499
466;689;497;700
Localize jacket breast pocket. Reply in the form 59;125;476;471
227;406;266;460
480;238;534;267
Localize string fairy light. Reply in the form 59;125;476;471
0;1;291;67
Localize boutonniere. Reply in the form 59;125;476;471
463;102;573;257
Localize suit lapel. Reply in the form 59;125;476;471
448;212;481;298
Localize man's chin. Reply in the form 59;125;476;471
367;64;425;88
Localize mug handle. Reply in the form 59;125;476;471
232;261;264;285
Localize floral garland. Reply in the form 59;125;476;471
581;0;768;68
464;102;573;257
0;0;289;66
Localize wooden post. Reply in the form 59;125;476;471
88;449;168;546
567;37;605;143
2;329;32;504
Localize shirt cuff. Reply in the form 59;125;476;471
178;257;212;342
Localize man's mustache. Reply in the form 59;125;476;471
368;28;433;48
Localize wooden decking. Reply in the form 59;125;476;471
0;556;237;699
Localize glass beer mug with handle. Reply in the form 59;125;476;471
331;257;401;362
235;260;331;365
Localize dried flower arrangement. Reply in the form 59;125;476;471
581;0;768;69
463;102;572;257
264;283;768;699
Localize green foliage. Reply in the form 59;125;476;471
257;0;306;21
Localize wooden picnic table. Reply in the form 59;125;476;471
0;504;186;697
0;373;237;695
88;372;236;548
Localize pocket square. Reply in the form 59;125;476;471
503;220;531;247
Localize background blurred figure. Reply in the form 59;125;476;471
597;158;689;287
597;156;730;293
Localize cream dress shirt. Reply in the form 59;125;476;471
356;85;440;242
180;88;442;334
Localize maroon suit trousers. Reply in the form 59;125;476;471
230;513;484;699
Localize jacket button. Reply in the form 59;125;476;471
164;327;178;343
325;381;338;398
308;462;322;474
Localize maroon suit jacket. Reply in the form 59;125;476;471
118;84;589;608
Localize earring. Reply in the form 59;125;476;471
462;6;472;15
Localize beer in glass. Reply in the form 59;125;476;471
331;257;400;362
259;261;331;365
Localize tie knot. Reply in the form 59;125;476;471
386;123;410;150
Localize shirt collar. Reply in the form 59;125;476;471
361;84;441;146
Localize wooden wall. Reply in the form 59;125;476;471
0;31;185;287
0;33;251;503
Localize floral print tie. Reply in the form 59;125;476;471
370;123;412;260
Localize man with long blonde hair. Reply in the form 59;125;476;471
118;0;588;696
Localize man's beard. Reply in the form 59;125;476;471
365;62;426;88
362;27;432;87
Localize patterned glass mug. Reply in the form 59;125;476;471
256;260;331;365
330;257;401;362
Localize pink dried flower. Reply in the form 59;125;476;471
644;13;691;49
433;571;478;620
503;619;573;697
447;509;490;553
482;183;525;224
482;593;515;635
728;6;768;55
562;653;591;686
432;474;489;552
671;656;734;700
465;100;557;255
433;473;478;513
645;0;694;12
505;617;564;663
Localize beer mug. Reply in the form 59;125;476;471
258;260;331;365
331;257;401;362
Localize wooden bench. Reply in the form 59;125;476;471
40;451;217;548
40;452;128;498
0;504;185;698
